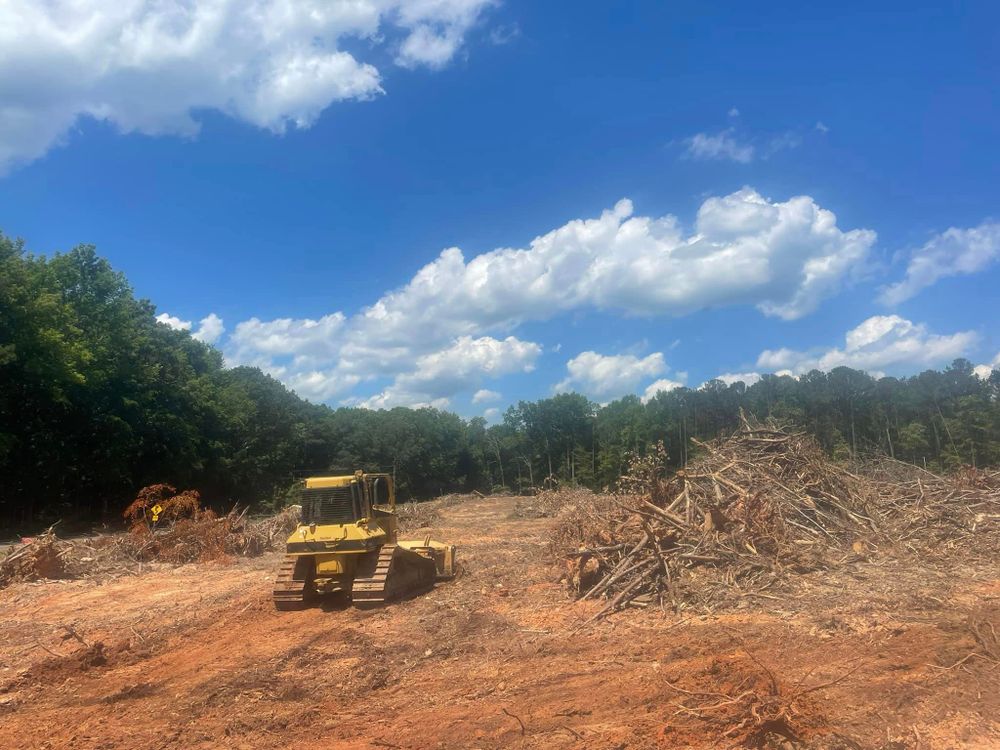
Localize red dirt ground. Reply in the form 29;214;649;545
1;496;997;749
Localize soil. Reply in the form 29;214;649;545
0;496;997;749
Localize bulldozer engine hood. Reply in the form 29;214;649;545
286;519;389;554
286;537;380;553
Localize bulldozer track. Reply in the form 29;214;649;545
351;544;435;608
272;556;314;610
351;544;399;607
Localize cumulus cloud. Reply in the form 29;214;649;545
230;314;347;362
156;313;191;331
360;336;540;409
0;0;493;172
709;372;762;387
757;315;977;375
350;187;874;336
191;313;225;345
286;370;363;402
361;392;452;410
472;389;501;404
216;187;874;406
556;352;666;399
157;311;225;345
642;378;685;402
879;220;1000;304
684;129;754;163
394;0;496;68
974;352;1000;380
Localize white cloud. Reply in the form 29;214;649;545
361;392;452;410
879;220;1000;304
217;187;874;406
230;314;347;362
286;370;363;401
709;372;762;387
488;23;520;45
642;378;685;402
757;315;978;375
483;407;500;421
156;312;192;331
351;187;873;335
684;128;754;163
157;311;224;344
393;0;495;69
0;0;493;173
360;335;539;409
683;119;804;164
974;352;1000;380
472;388;501;404
764;131;802;156
557;351;666;399
191;313;225;345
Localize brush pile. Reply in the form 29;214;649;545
396;501;444;529
560;417;882;618
0;528;67;588
512;487;598;519
397;492;480;531
560;417;1000;619
0;489;302;589
861;459;1000;558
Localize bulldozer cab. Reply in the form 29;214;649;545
298;472;395;526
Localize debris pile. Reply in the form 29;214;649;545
511;487;597;519
396;492;479;530
132;504;300;564
560;418;868;618
119;485;301;564
861;459;1000;558
560;417;1000;620
396;501;443;529
0;488;301;588
0;528;67;588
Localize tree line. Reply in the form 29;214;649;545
2;236;999;530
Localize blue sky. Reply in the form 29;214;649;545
2;1;998;418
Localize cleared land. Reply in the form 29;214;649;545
0;494;998;749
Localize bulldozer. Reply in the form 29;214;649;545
272;471;456;610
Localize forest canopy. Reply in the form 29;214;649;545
2;235;999;530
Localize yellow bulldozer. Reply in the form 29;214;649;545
272;471;456;610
